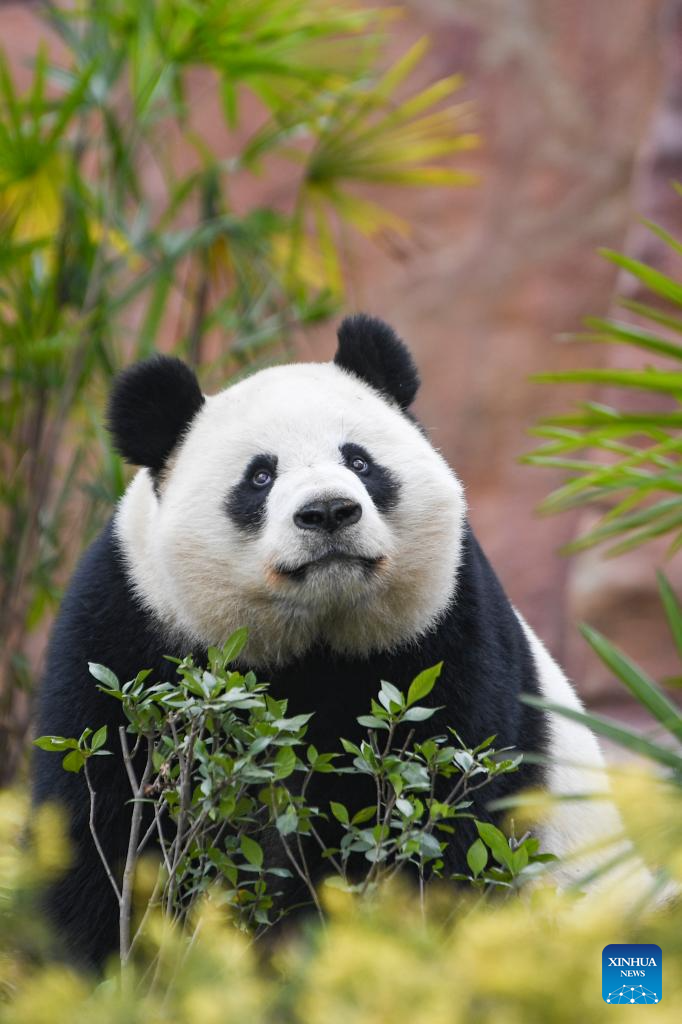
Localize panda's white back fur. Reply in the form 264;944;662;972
517;614;652;890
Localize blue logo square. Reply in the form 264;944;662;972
602;944;662;1004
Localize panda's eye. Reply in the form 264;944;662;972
350;456;369;475
251;468;273;488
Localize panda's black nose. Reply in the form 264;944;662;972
294;498;362;533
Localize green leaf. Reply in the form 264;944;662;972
380;680;404;707
388;773;404;796
476;821;513;870
466;837;488;877
62;749;86;773
276;808;298;836
562;499;682;555
580;623;682;741
511;844;529;874
526;215;682;558
531;368;682;394
240;835;263;868
472;734;497;753
402;706;438;722
137;270;172;358
33;735;78;752
582;317;682;361
657;572;682;664
642;216;682;260
454;751;474;773
88;663;120;690
330;801;349;825
91;725;108;752
272;713;313;731
406;662;442;706
273;745;297;780
619;297;682;337
521;695;682;771
351;805;377;825
310;753;337;773
600;247;682;307
419;833;443;861
357;714;389;730
222;627;248;664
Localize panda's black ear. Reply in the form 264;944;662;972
334;314;420;410
107;355;205;472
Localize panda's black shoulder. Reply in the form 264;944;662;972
435;524;547;758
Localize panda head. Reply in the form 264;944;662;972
111;315;466;667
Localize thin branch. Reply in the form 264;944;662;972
83;761;122;904
279;834;325;925
120;726;140;795
308;820;344;877
127;868;163;959
137;800;167;857
153;801;174;878
119;729;154;965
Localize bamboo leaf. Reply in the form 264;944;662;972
562;499;682;554
604;508;682;556
657;572;682;664
619;298;682;336
531;368;682;393
579;624;682;741
581;317;682;361
600;247;682;307
375;37;430;100
136;270;172;358
521;696;682;771
641;217;682;259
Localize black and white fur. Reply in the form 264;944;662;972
33;315;634;966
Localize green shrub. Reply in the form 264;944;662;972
35;631;548;963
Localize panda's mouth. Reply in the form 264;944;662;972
276;552;384;581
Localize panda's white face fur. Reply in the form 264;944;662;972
115;360;466;667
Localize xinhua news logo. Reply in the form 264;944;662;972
602;944;662;1004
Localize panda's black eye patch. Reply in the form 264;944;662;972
226;454;277;533
340;443;399;513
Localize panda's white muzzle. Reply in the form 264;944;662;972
272;497;386;582
264;467;392;587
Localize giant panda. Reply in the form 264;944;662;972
33;314;628;966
